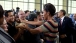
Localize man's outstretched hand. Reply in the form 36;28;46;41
17;23;26;29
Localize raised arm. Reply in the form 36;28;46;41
25;21;43;25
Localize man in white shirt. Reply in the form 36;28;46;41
60;16;65;25
58;10;75;43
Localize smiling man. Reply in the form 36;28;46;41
0;5;15;43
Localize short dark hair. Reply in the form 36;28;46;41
16;7;20;9
24;10;29;14
60;10;66;15
36;11;40;16
0;5;4;18
28;13;37;21
44;3;56;16
4;10;13;17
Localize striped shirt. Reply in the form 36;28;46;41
40;21;58;41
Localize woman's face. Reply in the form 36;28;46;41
0;19;8;32
43;10;48;20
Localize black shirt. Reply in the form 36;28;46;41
7;22;18;37
23;25;41;43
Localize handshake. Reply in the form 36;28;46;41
16;23;27;29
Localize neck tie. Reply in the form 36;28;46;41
60;19;62;25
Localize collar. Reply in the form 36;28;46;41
61;16;65;20
0;27;5;32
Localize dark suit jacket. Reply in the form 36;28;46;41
0;27;15;43
58;16;75;43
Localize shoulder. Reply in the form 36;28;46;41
64;16;72;20
0;27;5;33
64;16;69;19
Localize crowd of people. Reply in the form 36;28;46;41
0;3;76;43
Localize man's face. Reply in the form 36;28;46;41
7;12;15;22
1;19;8;32
43;10;48;20
58;11;63;18
18;11;26;20
73;14;76;20
37;15;42;20
41;14;44;20
25;12;30;17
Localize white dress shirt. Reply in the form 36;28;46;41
61;16;65;24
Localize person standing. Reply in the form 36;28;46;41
73;14;76;43
58;10;75;43
5;10;18;37
0;5;15;43
22;3;58;43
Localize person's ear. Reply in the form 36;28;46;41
5;17;8;19
47;12;50;16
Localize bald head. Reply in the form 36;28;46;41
73;13;76;20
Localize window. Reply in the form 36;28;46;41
13;0;17;1
29;0;35;2
59;6;63;11
35;4;40;11
24;3;28;11
42;0;47;4
29;3;35;11
59;0;63;5
55;6;58;12
68;7;71;13
42;4;43;10
24;0;28;2
13;2;18;10
18;2;23;10
0;1;4;9
17;0;23;1
54;0;58;5
5;1;12;10
72;1;76;7
68;0;71;6
47;0;54;5
7;0;12;1
72;8;76;13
